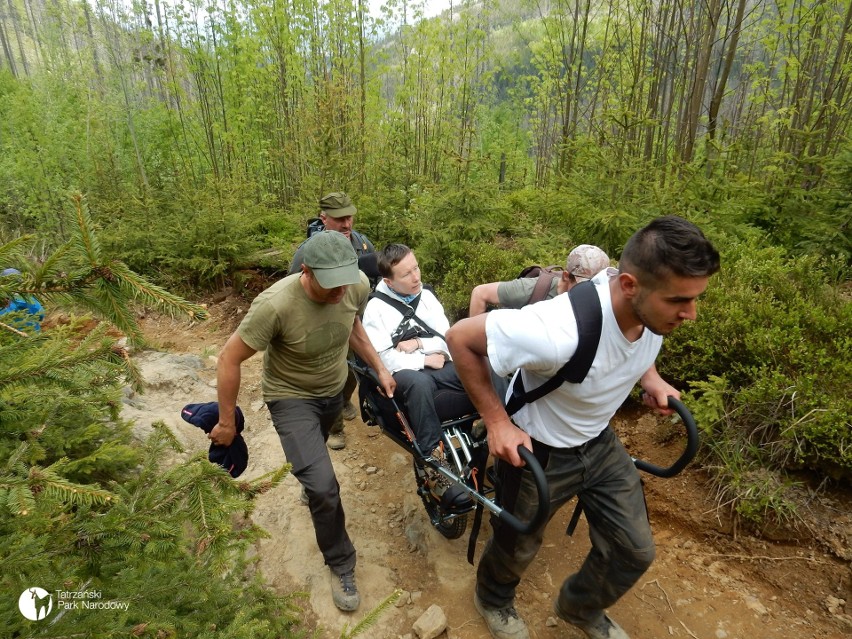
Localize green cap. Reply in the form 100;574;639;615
301;231;360;288
319;192;356;218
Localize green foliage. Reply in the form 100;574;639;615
750;177;852;276
1;431;299;638
94;178;268;292
663;241;852;483
687;377;805;531
0;205;304;637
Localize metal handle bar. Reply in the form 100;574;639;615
632;396;699;478
494;445;550;534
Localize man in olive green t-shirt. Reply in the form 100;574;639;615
289;192;376;451
468;245;611;316
209;231;394;614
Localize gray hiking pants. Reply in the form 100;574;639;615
267;394;356;575
476;426;655;626
329;366;358;435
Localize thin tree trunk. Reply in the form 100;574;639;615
7;0;28;75
0;8;17;76
680;0;721;164
23;0;42;67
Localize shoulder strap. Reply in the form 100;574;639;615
370;291;445;341
505;281;603;416
527;271;559;305
306;218;324;238
350;230;371;255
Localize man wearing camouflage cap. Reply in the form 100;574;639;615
289;192;377;450
212;230;395;613
468;244;611;317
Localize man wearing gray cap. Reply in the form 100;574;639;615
289;192;376;450
212;230;395;613
468;245;611;317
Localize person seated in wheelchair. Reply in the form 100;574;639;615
362;244;492;506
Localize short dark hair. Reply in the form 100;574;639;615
620;216;720;286
377;244;413;279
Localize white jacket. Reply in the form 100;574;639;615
362;281;452;373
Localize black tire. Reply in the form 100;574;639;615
413;461;469;540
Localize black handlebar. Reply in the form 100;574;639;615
495;445;550;534
632;396;699;478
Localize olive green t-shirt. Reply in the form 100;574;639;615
238;272;370;400
496;276;559;308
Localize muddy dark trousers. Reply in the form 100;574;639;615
330;367;358;435
476;426;655;626
267;394;356;575
392;363;469;452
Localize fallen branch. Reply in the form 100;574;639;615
679;620;699;638
702;552;832;566
640;578;674;612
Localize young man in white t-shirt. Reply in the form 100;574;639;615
447;216;720;639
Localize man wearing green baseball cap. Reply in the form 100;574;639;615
212;230;395;613
289;192;378;450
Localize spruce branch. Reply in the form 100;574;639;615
70;192;102;266
0;234;32;267
110;261;208;321
0;321;29;337
339;589;403;638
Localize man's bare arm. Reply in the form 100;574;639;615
211;332;257;446
468;282;501;317
446;315;530;467
640;364;679;416
349;316;396;398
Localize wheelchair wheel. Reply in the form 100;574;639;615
412;461;469;540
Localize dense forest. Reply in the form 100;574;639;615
1;0;850;636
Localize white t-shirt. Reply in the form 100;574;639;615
486;271;662;448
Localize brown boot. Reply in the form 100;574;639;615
427;445;471;507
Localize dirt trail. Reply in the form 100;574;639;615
127;297;852;639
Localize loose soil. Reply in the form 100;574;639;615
127;292;852;639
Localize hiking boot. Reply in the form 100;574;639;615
427;445;472;508
327;431;346;450
330;569;360;612
474;592;529;639
553;602;630;639
299;485;309;505
342;401;358;421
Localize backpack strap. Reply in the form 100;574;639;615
505;281;603;416
370;291;445;343
306;218;324;238
350;230;372;256
528;271;560;305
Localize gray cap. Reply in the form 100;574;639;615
319;192;356;218
301;231;360;288
566;245;610;281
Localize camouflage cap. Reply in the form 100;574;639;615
319;192;357;218
566;245;610;281
301;231;360;289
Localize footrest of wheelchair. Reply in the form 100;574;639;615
440;484;474;512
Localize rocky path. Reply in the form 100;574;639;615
126;304;851;639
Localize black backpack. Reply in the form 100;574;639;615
517;264;563;305
306;217;325;238
504;280;603;415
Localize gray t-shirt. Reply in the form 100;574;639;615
497;276;560;308
238;272;370;400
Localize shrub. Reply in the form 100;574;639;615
662;240;852;479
